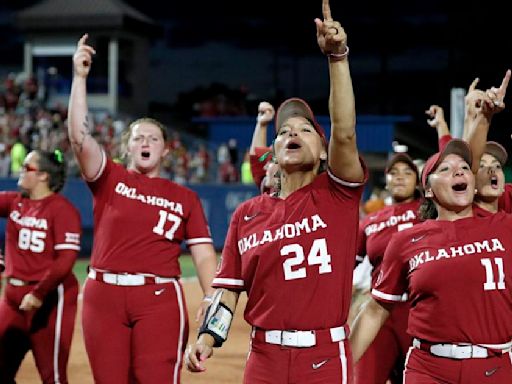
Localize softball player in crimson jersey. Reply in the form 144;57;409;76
350;139;512;384
249;101;278;194
69;35;217;383
355;153;421;384
472;141;508;217
186;2;367;382
463;70;511;215
0;150;81;384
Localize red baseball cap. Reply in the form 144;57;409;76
275;98;328;148
385;152;419;185
386;152;419;174
484;141;508;166
421;138;472;188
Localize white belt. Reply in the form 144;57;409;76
413;338;512;359
263;326;347;348
88;268;176;286
8;277;37;287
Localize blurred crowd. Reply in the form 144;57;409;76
0;73;251;185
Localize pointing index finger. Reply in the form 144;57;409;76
468;78;479;93
498;69;511;95
322;0;332;21
77;33;88;47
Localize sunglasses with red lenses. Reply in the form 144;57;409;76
21;163;39;172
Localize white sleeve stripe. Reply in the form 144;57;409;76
186;238;213;245
54;244;81;251
327;168;365;188
212;278;244;286
355;255;364;262
84;149;107;182
371;288;405;302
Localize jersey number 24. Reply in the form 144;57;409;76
281;238;332;281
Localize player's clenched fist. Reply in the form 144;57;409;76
425;105;446;129
73;34;96;78
257;101;275;125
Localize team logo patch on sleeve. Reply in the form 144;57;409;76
65;232;81;244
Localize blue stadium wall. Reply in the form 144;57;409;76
0;178;260;254
0;115;406;254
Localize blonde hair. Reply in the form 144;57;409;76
121;117;168;158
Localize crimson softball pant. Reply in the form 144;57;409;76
82;278;189;384
244;334;353;383
354;301;411;384
0;274;78;384
404;347;512;383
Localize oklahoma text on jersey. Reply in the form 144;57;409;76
9;210;48;229
115;181;184;215
408;238;505;272
364;209;416;236
238;214;327;255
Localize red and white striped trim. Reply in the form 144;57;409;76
212;277;244;287
371;288;407;302
338;340;348;384
85;149;107;182
55;244;81;251
53;283;64;384
327;168;365;188
172;279;185;384
186;237;213;246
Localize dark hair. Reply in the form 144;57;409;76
35;149;67;192
318;159;327;174
418;197;438;220
272;117;327;177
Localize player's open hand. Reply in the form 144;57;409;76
185;342;213;373
73;34;96;78
314;0;347;56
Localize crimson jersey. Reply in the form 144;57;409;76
472;203;493;218
498;183;512;213
357;199;421;284
249;147;268;190
0;192;81;281
213;166;367;330
87;158;212;276
372;212;512;344
250;146;272;194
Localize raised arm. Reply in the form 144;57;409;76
315;0;363;182
463;70;510;173
250;102;275;155
425;105;451;150
68;34;104;180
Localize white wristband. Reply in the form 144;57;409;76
328;46;349;62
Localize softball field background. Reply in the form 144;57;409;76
17;279;251;383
